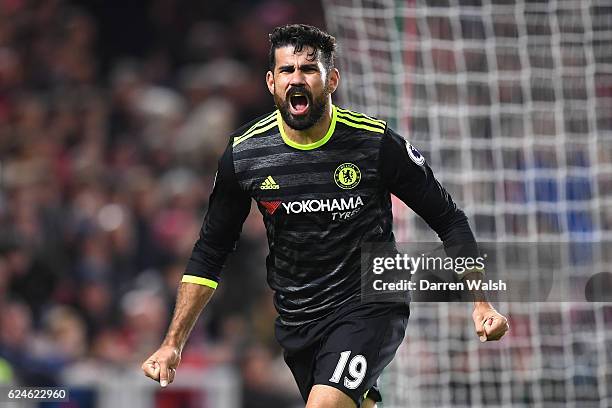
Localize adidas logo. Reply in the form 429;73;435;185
260;176;280;190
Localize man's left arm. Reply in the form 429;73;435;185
379;128;509;342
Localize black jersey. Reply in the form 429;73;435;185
184;105;476;326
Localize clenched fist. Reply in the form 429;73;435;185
472;304;509;342
142;345;181;387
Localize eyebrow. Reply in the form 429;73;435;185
277;63;320;72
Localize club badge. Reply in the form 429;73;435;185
334;163;361;189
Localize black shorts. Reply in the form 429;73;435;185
275;301;410;407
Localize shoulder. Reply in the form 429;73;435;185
334;106;387;135
381;127;427;167
231;110;278;149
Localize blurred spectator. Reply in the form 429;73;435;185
38;305;88;362
240;344;302;408
120;288;169;361
0;300;66;385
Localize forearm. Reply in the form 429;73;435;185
460;271;490;307
162;282;215;351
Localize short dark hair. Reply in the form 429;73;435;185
268;24;336;72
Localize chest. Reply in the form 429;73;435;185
235;138;381;222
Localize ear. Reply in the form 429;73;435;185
266;71;275;95
328;68;340;94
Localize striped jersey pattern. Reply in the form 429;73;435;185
184;104;476;327
232;105;394;326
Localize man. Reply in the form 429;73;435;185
142;24;509;408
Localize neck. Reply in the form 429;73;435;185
281;100;333;145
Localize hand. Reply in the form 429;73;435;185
142;345;181;387
472;303;509;342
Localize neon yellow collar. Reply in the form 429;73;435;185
277;105;337;150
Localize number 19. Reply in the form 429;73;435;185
329;351;367;389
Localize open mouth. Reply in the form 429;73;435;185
289;92;310;116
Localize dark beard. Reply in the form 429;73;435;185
274;86;329;131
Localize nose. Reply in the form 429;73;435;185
289;70;306;87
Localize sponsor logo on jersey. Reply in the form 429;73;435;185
334;163;361;189
406;141;425;166
260;200;281;214
281;196;364;214
260;176;280;190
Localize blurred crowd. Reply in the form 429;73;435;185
0;0;324;405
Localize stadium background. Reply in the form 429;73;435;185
0;0;610;407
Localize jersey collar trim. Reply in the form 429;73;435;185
276;105;337;150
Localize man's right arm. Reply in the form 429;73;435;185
142;283;214;387
142;142;251;387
